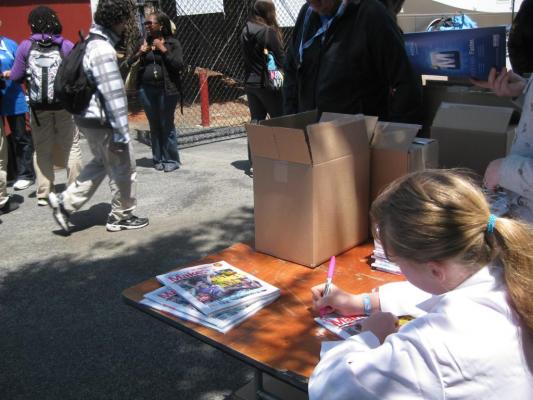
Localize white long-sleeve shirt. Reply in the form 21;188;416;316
309;266;533;399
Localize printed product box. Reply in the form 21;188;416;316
246;111;370;268
404;26;506;80
431;102;515;176
370;122;438;202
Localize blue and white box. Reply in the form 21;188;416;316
404;26;506;80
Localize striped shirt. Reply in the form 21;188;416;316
77;24;129;144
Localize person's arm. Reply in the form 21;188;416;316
309;323;443;399
9;40;30;83
265;27;285;70
366;4;422;123
283;4;308;115
159;38;184;72
86;41;130;144
312;280;430;317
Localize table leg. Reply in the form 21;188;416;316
254;370;282;400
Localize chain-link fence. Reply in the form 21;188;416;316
129;0;306;135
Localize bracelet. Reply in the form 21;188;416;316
362;293;372;315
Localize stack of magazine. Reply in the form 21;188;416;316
371;240;402;275
141;261;280;333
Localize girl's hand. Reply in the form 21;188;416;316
484;158;504;191
311;284;364;316
360;312;399;344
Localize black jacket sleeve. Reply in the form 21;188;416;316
283;4;308;115
366;4;422;123
162;38;184;73
264;27;285;70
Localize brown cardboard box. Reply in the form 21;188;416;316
421;80;520;136
370;122;438;202
431;102;515;176
246;111;370;268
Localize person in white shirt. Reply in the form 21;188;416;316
310;169;533;399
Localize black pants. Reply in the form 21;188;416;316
245;87;283;164
7;114;35;181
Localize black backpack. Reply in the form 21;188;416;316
54;32;105;114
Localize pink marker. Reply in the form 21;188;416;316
319;256;336;317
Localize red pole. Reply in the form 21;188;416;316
199;69;210;127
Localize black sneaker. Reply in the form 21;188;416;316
106;215;149;232
48;192;70;233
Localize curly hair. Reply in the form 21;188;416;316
28;6;62;35
94;0;135;29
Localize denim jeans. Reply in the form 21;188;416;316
7;114;35;180
138;85;180;166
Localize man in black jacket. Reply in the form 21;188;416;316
284;0;421;123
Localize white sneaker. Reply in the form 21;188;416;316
13;179;34;190
37;198;48;207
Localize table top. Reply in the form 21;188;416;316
122;242;404;390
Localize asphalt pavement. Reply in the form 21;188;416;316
0;135;258;400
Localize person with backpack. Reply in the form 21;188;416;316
9;6;82;207
48;0;149;233
124;11;183;173
0;23;35;192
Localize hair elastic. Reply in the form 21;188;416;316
487;214;497;234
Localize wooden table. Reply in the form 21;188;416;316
122;243;404;397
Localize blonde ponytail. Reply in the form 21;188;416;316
492;217;533;331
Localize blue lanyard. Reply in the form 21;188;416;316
298;3;346;63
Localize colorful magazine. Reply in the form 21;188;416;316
156;261;280;315
316;313;415;339
143;286;279;333
315;314;367;339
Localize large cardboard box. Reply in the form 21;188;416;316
431;102;515;176
370;122;438;202
246;111;370;268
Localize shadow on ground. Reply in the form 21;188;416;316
0;206;256;400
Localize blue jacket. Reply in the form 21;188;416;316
0;36;29;116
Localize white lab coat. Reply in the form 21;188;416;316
309;266;533;399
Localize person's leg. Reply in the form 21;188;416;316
245;88;268;122
54;110;82;187
0;122;8;208
139;86;163;168
160;93;180;170
259;89;284;118
245;88;269;167
100;128;148;231
7;114;35;187
31;110;56;200
59;126;108;213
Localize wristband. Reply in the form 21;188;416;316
362;293;372;315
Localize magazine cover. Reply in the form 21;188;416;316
404;26;506;80
315;314;367;339
156;261;280;315
316;314;415;339
144;286;279;331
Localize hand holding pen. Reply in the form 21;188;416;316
320;256;336;316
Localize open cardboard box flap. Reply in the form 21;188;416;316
371;121;421;150
307;114;368;165
246;110;368;166
432;102;513;134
